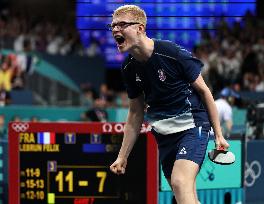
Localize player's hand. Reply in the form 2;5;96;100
215;136;230;150
110;157;127;175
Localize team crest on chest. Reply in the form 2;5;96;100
136;73;141;82
158;69;166;81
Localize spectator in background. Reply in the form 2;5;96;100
59;32;75;56
116;91;129;108
0;114;7;138
30;116;39;122
46;31;63;55
13;31;26;52
86;37;102;57
0;55;13;92
0;55;13;106
255;60;264;92
11;66;25;90
80;84;97;108
99;83;115;107
81;97;108;122
215;88;240;137
16;38;38;75
0;85;11;106
99;83;110;100
11;115;22;122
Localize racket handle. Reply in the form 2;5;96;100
217;146;225;150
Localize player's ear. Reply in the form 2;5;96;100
138;24;145;33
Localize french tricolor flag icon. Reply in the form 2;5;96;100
37;132;56;144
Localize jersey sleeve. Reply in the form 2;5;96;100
177;47;204;83
121;61;143;99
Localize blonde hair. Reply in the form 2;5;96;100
113;5;147;28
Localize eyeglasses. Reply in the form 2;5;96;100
107;21;141;31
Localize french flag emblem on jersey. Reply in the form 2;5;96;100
37;132;56;144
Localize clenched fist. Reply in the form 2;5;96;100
110;157;127;175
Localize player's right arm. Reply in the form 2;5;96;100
110;94;145;175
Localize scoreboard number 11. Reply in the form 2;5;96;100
55;171;107;193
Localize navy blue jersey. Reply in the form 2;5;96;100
121;39;210;134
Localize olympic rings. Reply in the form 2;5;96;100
245;160;262;187
11;123;29;132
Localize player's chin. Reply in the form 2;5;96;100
118;46;128;53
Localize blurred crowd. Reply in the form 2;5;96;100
80;82;129;122
0;8;101;57
0;81;129;139
1;9;264;129
0;38;38;106
0;53;24;106
1;9;263;97
194;11;264;95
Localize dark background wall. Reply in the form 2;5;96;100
257;0;264;19
39;53;106;91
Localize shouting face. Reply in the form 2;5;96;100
110;14;144;53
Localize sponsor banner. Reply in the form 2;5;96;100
102;123;151;133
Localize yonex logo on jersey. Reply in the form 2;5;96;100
158;69;166;81
179;147;187;155
136;74;141;82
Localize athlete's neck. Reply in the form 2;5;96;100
130;37;154;62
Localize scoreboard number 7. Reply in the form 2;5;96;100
96;171;107;193
55;171;107;193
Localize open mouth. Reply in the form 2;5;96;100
114;35;125;46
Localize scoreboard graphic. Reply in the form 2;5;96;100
8;122;158;204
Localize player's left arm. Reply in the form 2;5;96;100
192;74;229;150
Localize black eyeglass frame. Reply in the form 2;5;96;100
107;21;141;31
